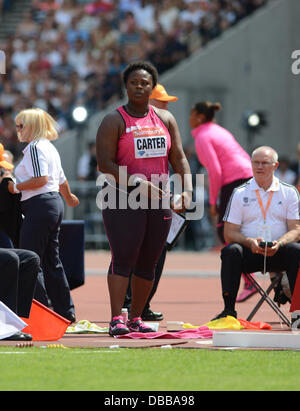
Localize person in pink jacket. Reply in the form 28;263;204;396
190;101;256;302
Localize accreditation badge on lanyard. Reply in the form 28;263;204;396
255;190;274;241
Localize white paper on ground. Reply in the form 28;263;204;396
0;301;28;340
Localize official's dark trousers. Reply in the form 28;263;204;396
19;192;75;319
0;248;39;317
221;242;300;309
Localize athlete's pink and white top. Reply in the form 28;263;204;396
191;121;253;205
117;105;171;189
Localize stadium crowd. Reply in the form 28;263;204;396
0;0;267;160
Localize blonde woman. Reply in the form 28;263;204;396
9;108;79;322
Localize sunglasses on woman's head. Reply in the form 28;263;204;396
16;124;24;130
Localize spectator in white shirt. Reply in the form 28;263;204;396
67;39;88;77
11;40;37;73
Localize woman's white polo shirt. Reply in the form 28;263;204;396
15;138;66;201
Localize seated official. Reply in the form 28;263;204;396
0;248;40;341
213;146;300;320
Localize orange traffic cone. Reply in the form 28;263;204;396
290;267;300;312
20;300;71;341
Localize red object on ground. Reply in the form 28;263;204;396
20;299;70;341
238;319;272;330
290;267;300;312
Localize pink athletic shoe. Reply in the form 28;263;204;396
127;317;155;333
109;316;130;336
236;284;258;302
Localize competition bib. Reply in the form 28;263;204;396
134;135;167;159
133;127;168;159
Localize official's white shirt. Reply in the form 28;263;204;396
223;177;300;241
15;138;66;201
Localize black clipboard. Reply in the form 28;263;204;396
166;211;188;250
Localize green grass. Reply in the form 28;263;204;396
0;346;300;391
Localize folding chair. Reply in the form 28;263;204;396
244;272;291;327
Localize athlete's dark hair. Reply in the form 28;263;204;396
122;61;158;89
193;101;222;122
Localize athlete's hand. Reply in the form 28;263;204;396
139;180;165;200
171;191;192;213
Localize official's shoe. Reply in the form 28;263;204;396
273;282;291;306
211;309;237;321
64;313;76;324
141;309;164;321
3;331;32;341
